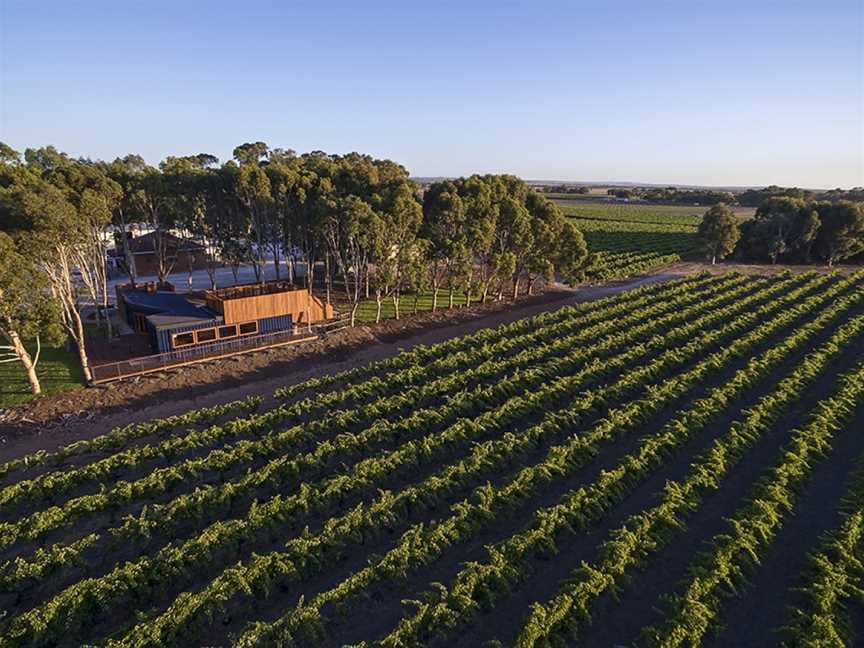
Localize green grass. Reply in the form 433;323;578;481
336;290;474;323
0;344;85;408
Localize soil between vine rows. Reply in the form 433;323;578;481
4;274;864;648
704;402;864;648
410;295;864;648
314;283;857;648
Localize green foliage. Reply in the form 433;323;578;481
698;203;740;263
738;198;864;266
814;200;864;267
558;203;700;279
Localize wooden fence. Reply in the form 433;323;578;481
90;317;348;384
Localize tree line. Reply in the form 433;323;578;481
698;199;864;266
603;185;864;207
0;141;591;395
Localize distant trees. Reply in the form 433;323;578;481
736;198;864;267
737;185;812;207
813;201;864;267
737;197;819;264
697;204;740;265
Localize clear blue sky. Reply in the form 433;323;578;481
1;0;861;188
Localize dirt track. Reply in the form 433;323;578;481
0;273;678;462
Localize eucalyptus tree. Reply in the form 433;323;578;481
230;160;273;283
460;175;497;305
0;165;94;381
160;154;222;288
524;190;591;292
43;159;121;336
813;200;864;267
296;152;339;301
0;151;65;394
104;154;149;282
0;232;64;395
422;181;468;310
322;194;382;326
500;195;534;298
265;158;304;282
698;203;741;265
369;180;423;321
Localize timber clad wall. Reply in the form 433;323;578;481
218;289;334;325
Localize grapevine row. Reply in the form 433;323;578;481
643;359;864;648
0;276;813;646
0;276;747;554
513;304;864;647
357;276;864;648
109;274;845;647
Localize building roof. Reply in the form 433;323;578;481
122;289;219;329
146;313;221;329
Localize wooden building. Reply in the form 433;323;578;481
117;281;334;354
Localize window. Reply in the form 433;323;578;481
238;321;258;336
196;328;217;343
134;313;148;334
218;325;238;339
173;332;195;347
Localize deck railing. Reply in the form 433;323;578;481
90;316;348;384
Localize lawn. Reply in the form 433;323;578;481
0;343;85;408
342;290;474;323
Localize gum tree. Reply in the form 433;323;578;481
698;203;740;265
0;232;64;395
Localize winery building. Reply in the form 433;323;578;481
116;281;334;354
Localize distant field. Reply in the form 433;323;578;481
552;198;755;220
555;201;704;280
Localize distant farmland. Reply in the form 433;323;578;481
553;200;714;280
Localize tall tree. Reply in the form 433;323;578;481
813;200;864;267
0;232;64;395
698;203;740;265
524;191;591;292
322;195;381;326
1;169;94;380
160;155;222;289
105;154;148;283
422;182;467;310
231;162;273;283
46;160;121;336
369;181;423;321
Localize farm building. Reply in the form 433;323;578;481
108;231;209;277
116;281;334;354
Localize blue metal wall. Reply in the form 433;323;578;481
152;319;223;353
257;314;293;334
150;314;292;354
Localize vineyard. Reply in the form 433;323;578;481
555;201;703;280
2;271;864;647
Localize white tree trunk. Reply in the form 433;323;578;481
2;332;41;395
